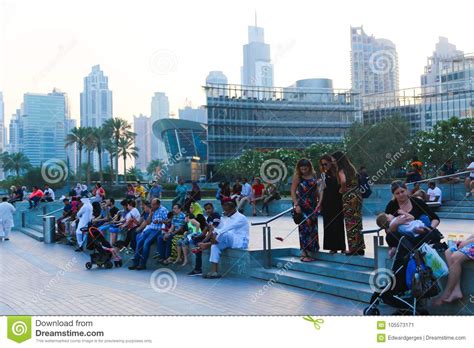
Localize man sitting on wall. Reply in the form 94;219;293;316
199;201;249;279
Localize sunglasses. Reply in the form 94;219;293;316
321;163;329;167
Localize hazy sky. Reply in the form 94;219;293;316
1;0;473;128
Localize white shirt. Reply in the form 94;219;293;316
125;208;140;222
0;202;16;225
44;188;55;200
427;187;442;203
241;183;252;197
468;161;474;178
76;199;93;232
215;211;249;248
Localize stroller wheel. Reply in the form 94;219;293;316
85;262;92;270
363;307;380;316
105;261;113;269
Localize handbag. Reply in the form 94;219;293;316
292;208;305;225
419;243;449;279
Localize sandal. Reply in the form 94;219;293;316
203;272;222;279
301;257;315;262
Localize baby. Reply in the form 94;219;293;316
376;211;430;258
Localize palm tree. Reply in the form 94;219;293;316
90;127;107;183
1;152;31;178
117;135;138;183
127;166;144;181
84;129;96;186
65;127;89;181
103;118;134;184
146;159;165;176
103;139;116;184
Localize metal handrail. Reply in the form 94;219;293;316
405;170;471;184
251;207;293;226
37;207;64;217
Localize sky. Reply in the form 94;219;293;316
1;0;474;129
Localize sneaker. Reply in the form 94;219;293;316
187;269;203;276
136;265;146;270
4;238;9;241
466;192;472;198
152;253;161;259
74;247;83;252
128;265;138;270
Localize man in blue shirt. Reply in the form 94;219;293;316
147;181;163;200
157;204;186;264
129;198;168;270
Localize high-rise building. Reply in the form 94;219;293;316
241;21;273;88
350;26;399;96
8;109;22;154
150;92;170;162
0;92;5;179
205;71;229;98
363;37;474;133
178;106;207;124
20;89;69;166
80;65;113;168
133;114;152;172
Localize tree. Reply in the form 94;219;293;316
127;166;144;181
410;117;474;176
344;116;411;181
103;118;134;184
146;159;165;176
65;127;89;182
103;139;116;184
90;127;107;183
1;152;31;178
117;135;138;183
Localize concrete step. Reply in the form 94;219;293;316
28;224;43;233
288;248;375;268
437;212;474;220
438;206;474;213
272;256;373;284
19;227;44;242
444;200;474;207
250;267;373;303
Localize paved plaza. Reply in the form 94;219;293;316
0;216;471;315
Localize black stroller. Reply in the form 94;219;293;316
84;225;122;269
363;229;444;315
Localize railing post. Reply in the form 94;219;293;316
267;226;272;268
373;235;379;271
42;206;47;216
43;216;56;244
21;211;26;228
262;225;268;268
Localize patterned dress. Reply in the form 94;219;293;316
342;176;365;252
296;175;320;254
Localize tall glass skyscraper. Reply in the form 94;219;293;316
133;114;152;172
151;92;170;162
80;65;113;169
351;26;399;96
21;90;69;166
241;22;274;88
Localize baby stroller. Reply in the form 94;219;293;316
84;225;122;269
363;231;442;316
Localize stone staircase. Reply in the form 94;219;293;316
250;248;375;303
436;198;474;220
19;224;44;242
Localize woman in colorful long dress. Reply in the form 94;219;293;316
290;159;321;262
332;151;365;256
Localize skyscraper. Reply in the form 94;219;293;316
0;92;5;179
150;92;169;162
133;114;152;172
350;26;399;96
205;71;229;98
80;65;113;168
8;109;22;154
241;19;273;87
20;89;69;166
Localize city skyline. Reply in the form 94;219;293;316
1;0;474;132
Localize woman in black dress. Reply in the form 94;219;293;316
317;155;346;253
